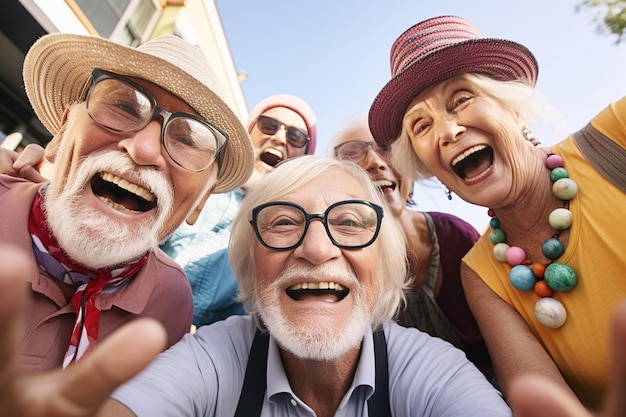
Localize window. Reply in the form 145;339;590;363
75;0;158;45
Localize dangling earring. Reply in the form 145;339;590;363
406;191;416;207
522;127;541;146
445;187;452;200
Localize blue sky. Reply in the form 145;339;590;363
215;0;626;230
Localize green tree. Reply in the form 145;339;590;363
577;0;626;43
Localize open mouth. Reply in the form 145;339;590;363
373;179;396;194
90;172;157;213
451;145;494;183
286;282;350;302
260;148;284;167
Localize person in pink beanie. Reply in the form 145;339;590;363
243;94;316;190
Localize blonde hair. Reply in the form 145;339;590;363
392;73;556;185
229;156;410;329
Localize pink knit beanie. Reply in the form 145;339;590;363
247;94;317;155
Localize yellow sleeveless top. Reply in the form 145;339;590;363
463;96;626;408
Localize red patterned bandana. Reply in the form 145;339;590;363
28;192;148;368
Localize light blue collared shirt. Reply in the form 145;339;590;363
113;316;511;416
160;189;245;326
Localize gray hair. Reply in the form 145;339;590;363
328;114;413;202
392;73;556;185
229;156;410;329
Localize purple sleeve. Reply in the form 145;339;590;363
428;212;493;377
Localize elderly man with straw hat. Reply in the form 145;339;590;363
0;32;253;372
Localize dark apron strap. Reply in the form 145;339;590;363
233;330;269;417
368;328;392;416
234;329;391;417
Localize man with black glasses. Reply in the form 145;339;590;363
0;156;511;416
0;32;253;372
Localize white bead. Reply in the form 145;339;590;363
552;178;578;200
534;297;567;328
493;242;510;262
548;208;573;230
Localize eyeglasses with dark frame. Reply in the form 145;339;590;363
334;140;390;164
86;68;228;172
250;200;383;251
255;115;310;149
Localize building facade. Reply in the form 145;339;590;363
0;0;247;151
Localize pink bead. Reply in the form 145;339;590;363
505;246;527;266
546;154;564;169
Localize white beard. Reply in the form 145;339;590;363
44;150;174;269
257;264;374;361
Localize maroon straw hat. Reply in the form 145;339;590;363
369;15;538;146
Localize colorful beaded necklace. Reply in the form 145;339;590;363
489;153;578;329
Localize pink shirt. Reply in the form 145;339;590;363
0;176;193;371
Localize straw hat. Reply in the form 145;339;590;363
246;94;317;155
23;33;254;193
369;15;538;146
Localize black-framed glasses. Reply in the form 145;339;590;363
334;140;390;164
250;200;383;250
255;115;309;149
86;68;228;172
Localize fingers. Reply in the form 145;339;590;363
14;144;48;183
509;375;589;417
601;299;626;416
55;318;167;415
0;148;20;177
17;165;49;183
0;247;35;416
0;246;32;355
0;144;48;182
0;246;165;417
510;299;626;417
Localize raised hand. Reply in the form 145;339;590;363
510;299;626;417
0;245;166;417
0;144;49;183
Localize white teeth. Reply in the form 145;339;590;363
452;145;487;166
264;148;284;159
373;179;393;188
100;172;154;202
289;282;345;291
97;195;140;213
465;165;493;183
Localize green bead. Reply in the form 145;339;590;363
489;228;507;245
542;238;565;259
550;167;569;182
545;263;577;292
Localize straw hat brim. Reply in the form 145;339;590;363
369;38;538;146
23;33;254;193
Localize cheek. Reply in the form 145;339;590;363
250;131;266;150
254;246;286;285
167;171;214;223
286;146;306;158
346;252;379;286
410;138;436;165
